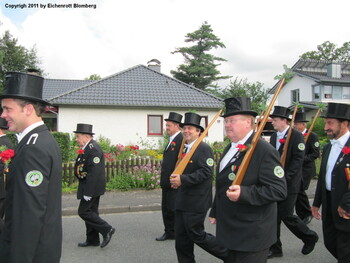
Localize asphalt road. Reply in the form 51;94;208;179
62;211;335;263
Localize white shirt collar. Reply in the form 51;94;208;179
82;139;92;150
17;121;44;142
277;126;289;137
331;130;350;148
184;138;198;152
170;131;181;142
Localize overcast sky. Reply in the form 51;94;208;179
1;0;349;90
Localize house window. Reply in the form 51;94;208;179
147;115;163;135
200;116;208;135
343;87;350;99
333;86;342;100
324;86;332;99
291;89;300;104
314;86;320;100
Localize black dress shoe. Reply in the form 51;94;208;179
101;228;115;248
303;216;313;225
302;233;319;255
267;250;283;259
155;233;174;241
78;241;100;247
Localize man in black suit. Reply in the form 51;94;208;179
294;110;320;224
0;117;14;234
312;103;350;263
156;112;183;241
170;112;228;263
209;97;287;263
74;123;115;248
0;72;62;262
268;106;318;258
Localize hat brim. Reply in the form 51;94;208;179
0;94;51;105
269;114;291;121
180;123;204;132
164;119;181;124
221;110;258;118
321;115;350;121
73;131;95;135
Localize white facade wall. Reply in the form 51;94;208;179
277;76;315;107
57;107;224;148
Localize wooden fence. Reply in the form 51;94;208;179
62;153;223;186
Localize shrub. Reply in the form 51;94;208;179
52;132;71;162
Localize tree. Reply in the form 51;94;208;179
0;30;42;91
85;74;101;80
171;21;231;90
216;77;269;113
300;40;350;62
274;64;295;83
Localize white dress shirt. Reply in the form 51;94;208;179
276;126;289;150
166;131;181;150
326;130;350;191
219;130;253;172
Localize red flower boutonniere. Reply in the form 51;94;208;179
171;141;176;147
236;144;248;152
78;149;84;155
279;138;286;144
342;146;350;155
0;148;15;164
303;133;307;137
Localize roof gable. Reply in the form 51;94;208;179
48;65;222;109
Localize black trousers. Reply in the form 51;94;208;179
270;193;316;253
78;196;111;244
0;198;4;233
323;192;350;263
175;210;228;263
161;188;177;236
295;177;312;220
225;248;269;263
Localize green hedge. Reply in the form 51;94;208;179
52;132;71;162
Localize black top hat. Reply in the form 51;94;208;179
165;112;182;124
322;102;350;121
270;106;292;120
180;112;204;132
221;97;258;118
73;123;95;135
294;109;308;123
0;117;9;130
0;72;50;105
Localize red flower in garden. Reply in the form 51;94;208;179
78;149;84;155
236;144;247;152
279;138;286;144
0;149;15;164
342;146;350;155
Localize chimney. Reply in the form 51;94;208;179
147;59;161;72
326;63;341;78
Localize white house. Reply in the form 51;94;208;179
270;59;350;120
43;62;224;148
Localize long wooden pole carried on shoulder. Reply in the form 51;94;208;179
280;105;298;168
304;108;321;144
232;78;285;186
172;109;223;175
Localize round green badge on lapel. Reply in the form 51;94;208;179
206;158;214;167
314;142;320;148
93;157;100;164
25;170;43;187
228;173;236;181
274;166;284;178
298;143;305;151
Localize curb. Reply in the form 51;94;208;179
62;204;161;216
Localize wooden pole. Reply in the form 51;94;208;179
175;138;186;168
232;78;285;186
172;109;223;175
280;105;298;168
304;108;321;144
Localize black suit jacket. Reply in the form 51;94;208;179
210;133;287;251
175;142;214;213
270;128;305;193
160;132;183;189
313;137;350;232
0;135;14;199
75;139;106;199
302;130;320;184
0;124;62;262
